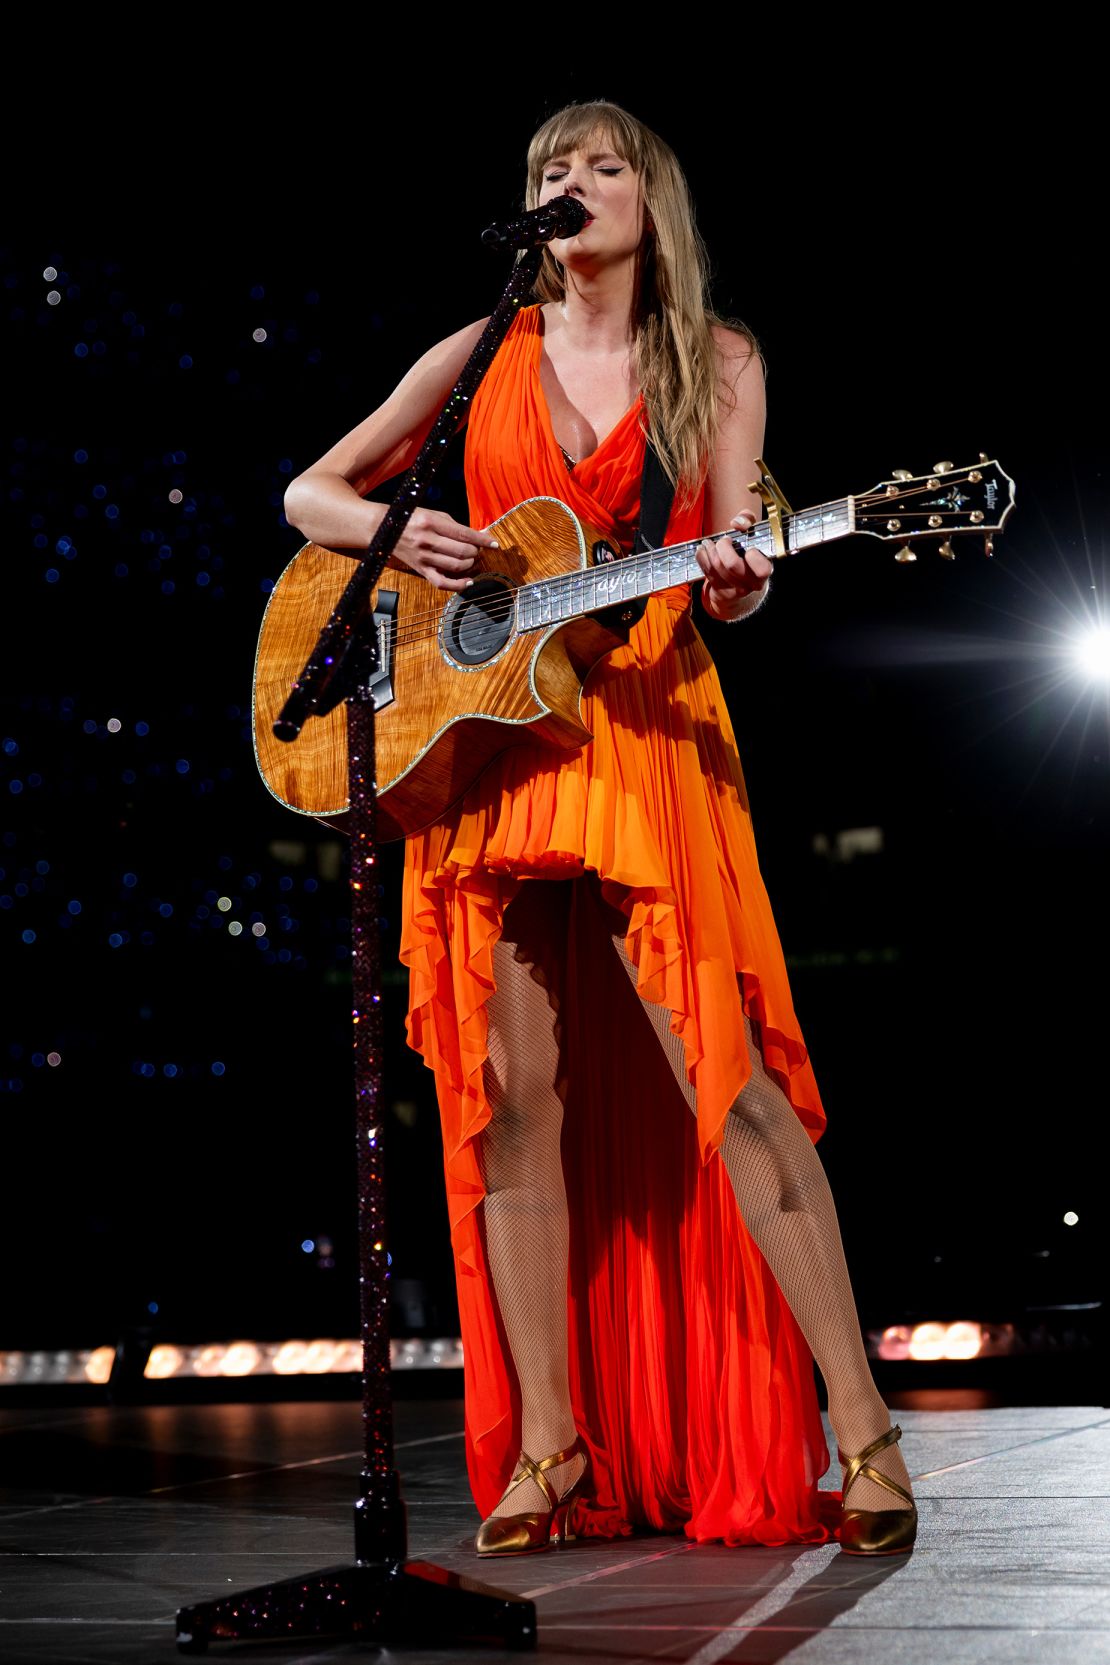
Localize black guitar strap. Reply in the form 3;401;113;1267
634;435;676;556
591;432;675;632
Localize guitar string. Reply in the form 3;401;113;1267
360;480;995;652
380;514;985;649
378;494;857;649
382;534;722;649
381;514;989;650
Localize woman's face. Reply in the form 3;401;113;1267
536;140;645;271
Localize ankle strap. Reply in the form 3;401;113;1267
841;1424;913;1508
509;1435;587;1512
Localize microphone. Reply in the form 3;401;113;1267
481;197;589;251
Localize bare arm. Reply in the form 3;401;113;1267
696;326;773;622
282;318;498;589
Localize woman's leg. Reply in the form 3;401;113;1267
609;925;913;1516
479;883;586;1516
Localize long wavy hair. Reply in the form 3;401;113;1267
525;100;757;499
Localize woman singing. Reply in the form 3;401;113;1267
283;99;917;1558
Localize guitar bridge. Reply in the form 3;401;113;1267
367;589;397;713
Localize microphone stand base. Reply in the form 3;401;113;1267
175;1559;537;1653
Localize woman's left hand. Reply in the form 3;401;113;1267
697;511;773;621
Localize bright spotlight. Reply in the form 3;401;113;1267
943;1321;984;1360
84;1346;115;1385
144;1344;185;1380
220;1342;262;1377
1076;627;1110;679
908;1322;947;1361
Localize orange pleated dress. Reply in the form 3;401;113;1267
400;306;837;1545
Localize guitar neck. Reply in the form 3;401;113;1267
515;495;856;631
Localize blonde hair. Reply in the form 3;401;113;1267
525;100;757;499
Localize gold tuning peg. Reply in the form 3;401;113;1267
894;544;917;563
979;452;990;463
984;535;994;557
933;460;954;474
892;468;913;480
939;541;956;560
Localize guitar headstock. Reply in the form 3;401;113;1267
856;456;1015;560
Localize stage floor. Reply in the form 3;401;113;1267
1;1396;1108;1663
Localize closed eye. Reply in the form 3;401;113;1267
542;163;627;181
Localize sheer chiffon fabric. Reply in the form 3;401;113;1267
400;306;836;1544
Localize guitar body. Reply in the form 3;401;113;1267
253;496;635;841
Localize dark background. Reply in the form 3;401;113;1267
3;45;1106;1375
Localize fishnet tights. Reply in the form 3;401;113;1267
477;882;912;1520
479;925;586;1516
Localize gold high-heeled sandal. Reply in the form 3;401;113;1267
474;1435;589;1557
838;1423;918;1555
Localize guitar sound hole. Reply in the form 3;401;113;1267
444;577;516;666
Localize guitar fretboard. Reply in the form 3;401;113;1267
515;497;855;632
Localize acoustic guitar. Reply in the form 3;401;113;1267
253;457;1015;840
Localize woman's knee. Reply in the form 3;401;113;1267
725;1060;815;1215
483;1023;563;1119
480;1051;565;1200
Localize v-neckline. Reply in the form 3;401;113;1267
532;311;642;474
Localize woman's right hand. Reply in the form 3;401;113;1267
389;508;499;591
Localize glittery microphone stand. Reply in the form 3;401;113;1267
174;243;550;1655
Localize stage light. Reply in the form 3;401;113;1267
425;1338;465;1369
192;1345;227;1377
272;1341;309;1374
394;1339;426;1369
1064;1211;1079;1225
85;1346;115;1384
0;1338;469;1390
220;1342;263;1377
870;1321;1017;1361
942;1321;984;1360
908;1322;948;1361
145;1344;185;1379
301;1340;340;1373
1;1348;116;1384
1075;626;1110;679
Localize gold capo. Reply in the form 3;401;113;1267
747;457;794;557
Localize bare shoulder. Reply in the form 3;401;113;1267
711;320;764;383
709;322;765;434
402;316;490;386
